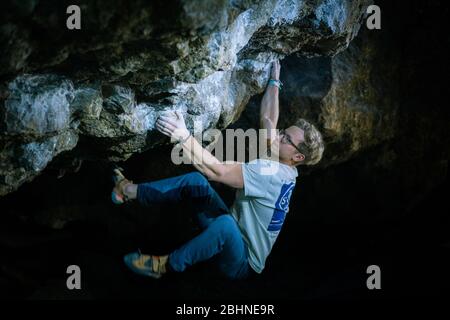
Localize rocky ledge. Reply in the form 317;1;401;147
0;0;372;196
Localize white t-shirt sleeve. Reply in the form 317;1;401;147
242;159;276;198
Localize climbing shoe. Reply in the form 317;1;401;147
111;166;133;205
123;250;168;279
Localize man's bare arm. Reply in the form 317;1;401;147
156;111;244;189
260;60;281;142
182;137;243;188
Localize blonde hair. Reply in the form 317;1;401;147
294;119;324;165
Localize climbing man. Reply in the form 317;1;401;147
112;60;325;280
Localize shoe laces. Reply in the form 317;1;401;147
136;248;148;267
137;248;166;274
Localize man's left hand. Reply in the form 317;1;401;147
270;60;281;80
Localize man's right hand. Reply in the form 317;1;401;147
270;60;281;80
156;110;190;143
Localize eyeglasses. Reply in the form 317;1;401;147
279;129;303;154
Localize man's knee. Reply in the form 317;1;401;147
185;172;209;186
181;172;214;199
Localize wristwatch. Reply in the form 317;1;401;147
268;79;283;90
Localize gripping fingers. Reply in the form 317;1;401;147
158;119;176;131
156;123;172;136
271;60;280;78
159;115;177;126
156;121;171;133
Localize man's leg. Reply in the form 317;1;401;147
125;171;229;226
121;172;248;279
168;214;251;280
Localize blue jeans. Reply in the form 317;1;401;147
137;172;251;280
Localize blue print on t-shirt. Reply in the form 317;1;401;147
268;182;295;232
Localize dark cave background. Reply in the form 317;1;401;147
1;0;450;300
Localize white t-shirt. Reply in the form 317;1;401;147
230;159;298;273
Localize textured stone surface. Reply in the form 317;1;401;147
318;25;399;166
233;25;399;169
1;0;450;301
0;0;371;195
3;74;74;138
0;130;78;195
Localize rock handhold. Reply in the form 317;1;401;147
3;74;74;139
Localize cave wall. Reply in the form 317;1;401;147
0;0;371;196
1;0;450;300
0;0;448;232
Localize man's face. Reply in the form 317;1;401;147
271;126;305;164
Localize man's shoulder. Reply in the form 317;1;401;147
247;158;277;166
246;158;298;180
245;158;279;175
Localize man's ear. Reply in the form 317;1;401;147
293;152;305;163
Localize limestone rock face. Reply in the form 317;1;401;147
318;26;399;166
0;0;371;195
234;25;399;169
